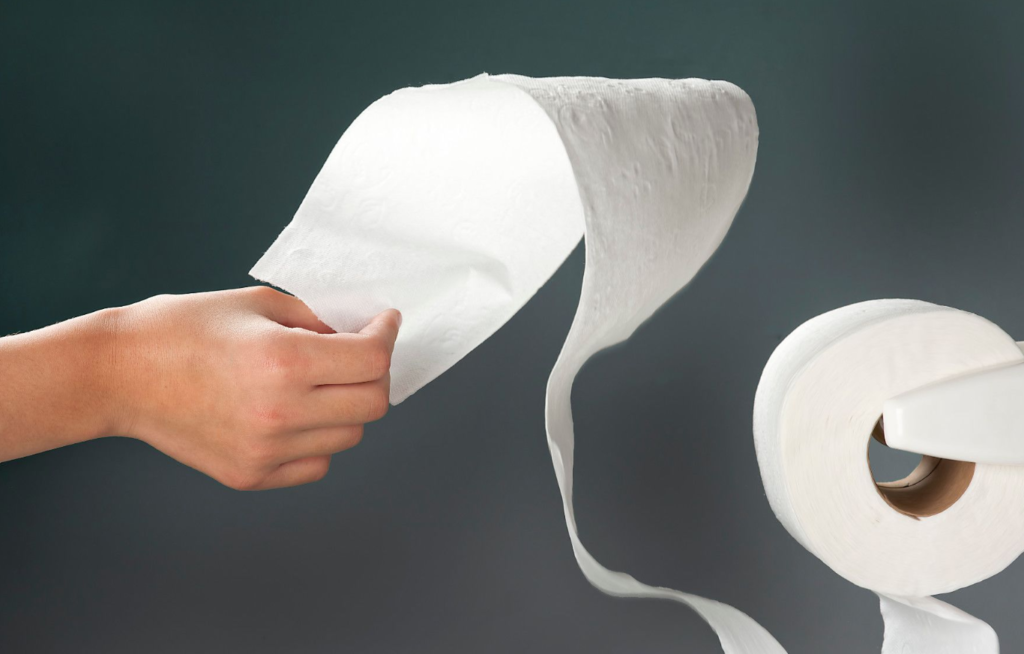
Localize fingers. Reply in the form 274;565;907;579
216;423;366;491
292;309;402;385
298;376;390;429
244;425;364;491
290;425;364;458
253;456;333;491
217;289;398;493
245;286;402;386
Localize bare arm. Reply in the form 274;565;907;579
0;287;400;490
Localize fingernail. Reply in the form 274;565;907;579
396;310;403;328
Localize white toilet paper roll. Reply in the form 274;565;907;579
754;299;1024;652
252;74;781;652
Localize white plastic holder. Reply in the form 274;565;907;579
882;343;1024;464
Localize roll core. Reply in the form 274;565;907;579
871;418;975;518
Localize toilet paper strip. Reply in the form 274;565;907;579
879;595;997;654
251;73;1023;653
754;299;1024;653
251;74;779;652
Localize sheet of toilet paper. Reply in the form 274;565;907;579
250;74;1023;652
754;299;1024;653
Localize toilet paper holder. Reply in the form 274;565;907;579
883;343;1024;464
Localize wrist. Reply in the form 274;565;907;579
48;305;132;444
83;303;138;440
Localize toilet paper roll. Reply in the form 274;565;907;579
754;299;1024;653
251;74;782;652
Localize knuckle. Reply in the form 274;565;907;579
364;388;389;422
248;402;291;433
366;341;392;379
335;425;364;451
256;340;302;381
347;425;364;447
307;457;331;483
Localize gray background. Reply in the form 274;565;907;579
3;1;1024;652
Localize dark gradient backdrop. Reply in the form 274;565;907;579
4;1;1024;652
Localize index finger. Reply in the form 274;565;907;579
295;309;402;385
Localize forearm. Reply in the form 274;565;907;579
0;307;125;461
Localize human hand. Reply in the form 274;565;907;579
102;287;399;490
